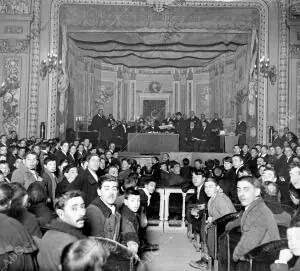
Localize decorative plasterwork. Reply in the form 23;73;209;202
0;39;29;54
48;0;269;141
278;0;288;132
0;0;31;14
27;0;41;137
297;61;300;137
290;44;300;56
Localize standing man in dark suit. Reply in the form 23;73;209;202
55;141;69;167
116;119;128;150
91;109;108;131
174;112;187;151
67;154;100;206
187;111;200;127
91;109;108;146
235;114;247;146
272;131;283;148
210;113;223;152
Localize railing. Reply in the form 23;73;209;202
148;188;194;232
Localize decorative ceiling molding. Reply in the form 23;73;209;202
47;0;269;142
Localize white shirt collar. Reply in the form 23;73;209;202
142;188;151;206
88;168;98;182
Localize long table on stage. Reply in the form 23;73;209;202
127;133;179;153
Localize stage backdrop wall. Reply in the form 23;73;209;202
65;41;251;134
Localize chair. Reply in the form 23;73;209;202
244;239;288;271
206;212;241;271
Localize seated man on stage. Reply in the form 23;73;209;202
199;121;211;152
145;119;160;133
185;121;201;152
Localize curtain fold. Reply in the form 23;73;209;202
68;32;249;68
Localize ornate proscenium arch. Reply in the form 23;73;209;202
47;0;270;142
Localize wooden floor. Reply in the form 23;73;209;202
141;229;202;271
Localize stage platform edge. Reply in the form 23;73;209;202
119;152;230;166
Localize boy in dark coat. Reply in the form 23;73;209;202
119;188;141;254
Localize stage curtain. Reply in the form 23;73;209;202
68;32;249;68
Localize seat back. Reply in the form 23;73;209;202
244;239;288;271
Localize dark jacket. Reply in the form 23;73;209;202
91;114;108;131
119;205;140;245
41;168;58;208
84;197;121;240
0;212;38;271
232;197;280;261
55;150;68;167
37;219;85;271
55;177;71;198
219;168;235;197
67;169;98;206
67;153;76;164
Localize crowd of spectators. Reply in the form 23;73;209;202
0;126;300;270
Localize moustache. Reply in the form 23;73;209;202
76;216;86;223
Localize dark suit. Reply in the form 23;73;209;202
199;126;211;152
236;121;247;146
41;168;58;208
174;118;188;151
91;114;108;131
272;136;283;148
67;153;76;165
187;116;200;127
210;118;223;151
67;169;98;206
185;127;201;152
55;150;68;167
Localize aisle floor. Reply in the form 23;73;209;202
141;230;202;271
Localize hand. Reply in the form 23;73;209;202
279;176;285;182
127;241;138;254
277;249;293;264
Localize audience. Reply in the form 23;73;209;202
0;122;300;270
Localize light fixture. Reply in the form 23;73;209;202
255;56;277;85
40;52;62;80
